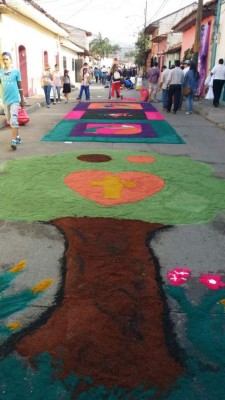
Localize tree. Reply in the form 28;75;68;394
124;50;136;59
89;33;121;61
134;29;149;67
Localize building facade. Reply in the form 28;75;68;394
0;0;89;98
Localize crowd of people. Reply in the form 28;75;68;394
41;64;71;106
149;59;199;114
1;49;225;151
149;58;225;114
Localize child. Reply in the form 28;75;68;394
62;69;71;103
76;67;90;101
0;51;25;150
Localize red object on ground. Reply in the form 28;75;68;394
140;88;149;102
18;108;30;125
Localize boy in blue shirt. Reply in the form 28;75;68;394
0;52;25;150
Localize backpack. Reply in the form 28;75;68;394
113;71;120;80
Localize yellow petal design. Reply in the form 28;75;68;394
220;299;225;306
31;279;53;294
8;322;21;330
9;260;27;274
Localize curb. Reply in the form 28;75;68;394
0;101;45;129
26;102;42;114
193;105;225;131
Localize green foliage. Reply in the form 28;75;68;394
182;47;194;62
89;33;121;60
124;50;136;61
134;29;149;67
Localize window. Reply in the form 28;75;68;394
63;56;67;69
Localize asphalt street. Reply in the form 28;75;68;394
0;81;225;398
1;81;225;320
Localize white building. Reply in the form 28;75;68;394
0;0;89;96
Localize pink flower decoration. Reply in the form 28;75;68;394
167;267;191;286
199;274;225;290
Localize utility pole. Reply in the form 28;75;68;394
144;0;147;32
142;0;148;77
211;0;223;68
193;0;203;65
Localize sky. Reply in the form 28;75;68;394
36;0;201;47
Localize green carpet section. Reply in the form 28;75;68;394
41;119;185;144
0;150;225;224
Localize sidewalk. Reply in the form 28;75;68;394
193;97;225;130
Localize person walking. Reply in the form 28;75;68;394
41;64;53;108
183;61;200;115
52;64;62;104
108;58;119;99
210;58;225;107
94;67;99;83
148;62;160;103
76;62;89;100
160;65;170;109
101;65;107;86
76;67;90;101
62;69;71;103
166;60;184;114
0;51;25;150
110;64;123;100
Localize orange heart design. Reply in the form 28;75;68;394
64;170;165;206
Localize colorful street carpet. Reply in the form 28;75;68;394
41;101;185;144
1;150;225;399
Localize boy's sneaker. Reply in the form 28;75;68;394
11;140;17;150
16;135;21;144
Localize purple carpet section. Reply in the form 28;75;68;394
69;122;157;138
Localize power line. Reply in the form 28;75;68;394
148;0;170;22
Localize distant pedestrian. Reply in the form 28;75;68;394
101;65;107;85
94;67;99;83
62;69;71;103
183;61;200;114
0;51;25;150
148;62;160;103
52;64;62;104
160;65;170;109
41;63;53;108
166;60;184;114
210;58;225;107
76;67;90;101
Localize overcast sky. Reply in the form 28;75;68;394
36;0;202;46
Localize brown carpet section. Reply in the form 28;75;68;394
16;217;182;390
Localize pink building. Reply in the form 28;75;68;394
172;0;217;95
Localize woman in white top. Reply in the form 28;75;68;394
41;64;53;108
210;58;225;107
52;64;62;104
